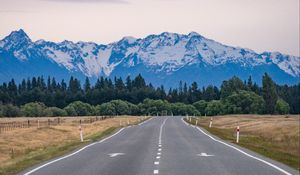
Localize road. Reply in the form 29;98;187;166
21;116;298;175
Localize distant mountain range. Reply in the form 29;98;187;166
0;29;299;87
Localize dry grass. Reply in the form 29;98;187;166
188;115;300;170
0;116;143;174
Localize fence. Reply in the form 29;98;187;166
0;116;113;133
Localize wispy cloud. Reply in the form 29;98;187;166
43;0;129;4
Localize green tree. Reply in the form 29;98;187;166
205;100;224;116
0;104;21;117
193;100;208;115
223;90;265;114
262;73;278;114
95;103;116;115
21;102;47;117
45;107;67;117
64;101;94;116
64;105;77;116
275;99;290;114
220;76;245;98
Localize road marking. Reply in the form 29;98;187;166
138;117;153;126
181;118;292;175
23;127;127;175
108;153;125;157
159;117;168;144
197;153;214;157
153;117;168;175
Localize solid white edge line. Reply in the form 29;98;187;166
138;117;154;126
23;127;127;175
181;117;292;175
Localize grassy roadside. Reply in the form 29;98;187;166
184;116;300;171
0;116;149;175
0;127;118;175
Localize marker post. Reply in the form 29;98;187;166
236;126;240;143
209;117;213;128
79;125;83;142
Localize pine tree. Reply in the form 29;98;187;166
262;73;278;114
84;77;91;92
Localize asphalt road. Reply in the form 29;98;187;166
21;116;298;175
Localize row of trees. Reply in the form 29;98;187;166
0;73;298;116
0;92;291;117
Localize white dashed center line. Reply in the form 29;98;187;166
153;117;169;174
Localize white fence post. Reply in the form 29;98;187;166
79;125;83;142
236;126;240;143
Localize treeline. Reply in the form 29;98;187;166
0;73;299;117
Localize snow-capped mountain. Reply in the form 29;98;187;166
0;29;299;87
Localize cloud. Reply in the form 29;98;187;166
43;0;129;4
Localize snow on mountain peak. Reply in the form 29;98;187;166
121;36;137;44
0;29;299;78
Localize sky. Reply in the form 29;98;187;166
0;0;299;56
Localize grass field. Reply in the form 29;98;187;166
186;115;300;171
0;116;145;175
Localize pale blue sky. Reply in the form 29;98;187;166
0;0;299;56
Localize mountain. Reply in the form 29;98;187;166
0;29;299;87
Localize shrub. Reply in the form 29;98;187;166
205;100;225;116
21;102;47;117
0;104;21;117
64;101;94;116
45;107;67;117
275;99;290;114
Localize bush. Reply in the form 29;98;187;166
139;99;169;115
223;90;265;114
193;100;208;115
64;101;94;116
0;104;21;117
275;99;290;114
45;107;67;117
21;102;47;117
95;100;138;116
110;100;130;115
205;100;225;116
170;103;200;116
95;103;116;116
64;105;77;116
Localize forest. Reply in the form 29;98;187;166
0;73;299;117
